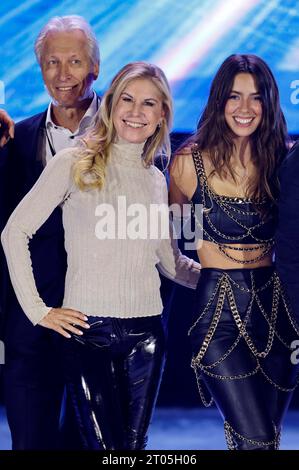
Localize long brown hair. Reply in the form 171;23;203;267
185;54;288;202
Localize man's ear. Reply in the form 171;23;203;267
93;62;100;81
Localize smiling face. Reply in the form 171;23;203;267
224;73;262;140
41;30;99;108
112;78;165;144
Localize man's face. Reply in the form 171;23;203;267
41;30;99;108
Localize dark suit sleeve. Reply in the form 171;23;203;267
275;142;299;321
0;144;10;329
0;145;7;218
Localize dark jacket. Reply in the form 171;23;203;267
275;140;299;322
0;111;67;336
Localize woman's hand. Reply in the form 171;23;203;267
38;308;90;338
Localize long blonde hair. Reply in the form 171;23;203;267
73;61;173;190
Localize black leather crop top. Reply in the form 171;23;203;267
190;147;276;262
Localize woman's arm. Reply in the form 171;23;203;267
169;148;197;204
156;230;201;289
1;148;75;326
156;168;200;289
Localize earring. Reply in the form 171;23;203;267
157;121;162;129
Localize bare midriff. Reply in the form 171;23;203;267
197;240;273;269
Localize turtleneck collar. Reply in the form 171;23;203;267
110;137;146;167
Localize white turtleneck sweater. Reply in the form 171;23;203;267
1;141;199;326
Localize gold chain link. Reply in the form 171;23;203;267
190;147;274;264
190;270;299;403
224;421;280;449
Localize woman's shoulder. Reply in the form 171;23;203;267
172;143;209;166
54;146;83;161
170;145;197;180
41;147;85;190
47;146;84;170
174;144;193;159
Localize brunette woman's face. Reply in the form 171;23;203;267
224;73;263;140
112;78;165;143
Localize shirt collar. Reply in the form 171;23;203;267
46;91;99;135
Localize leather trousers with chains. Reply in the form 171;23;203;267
62;315;166;450
189;266;299;450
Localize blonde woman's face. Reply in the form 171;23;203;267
112;78;165;143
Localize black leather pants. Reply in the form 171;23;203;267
62;315;166;450
189;267;299;450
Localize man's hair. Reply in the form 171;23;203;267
34;15;100;66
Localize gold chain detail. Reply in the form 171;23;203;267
190;269;299;404
192;366;213;407
190;147;274;264
224;421;279;449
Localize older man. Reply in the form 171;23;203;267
0;15;100;450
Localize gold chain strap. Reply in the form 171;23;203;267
196;293;254;370
192;366;214;407
224;421;280;449
191;147;274;264
226;272;278;358
191;201;273;264
190;270;299;396
193;279;227;363
197;362;260;381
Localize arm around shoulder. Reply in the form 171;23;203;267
156;168;201;289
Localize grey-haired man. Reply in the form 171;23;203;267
0;15;100;450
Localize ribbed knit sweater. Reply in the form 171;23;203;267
1;141;199;326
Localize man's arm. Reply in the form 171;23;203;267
275;142;299;321
0;109;14;147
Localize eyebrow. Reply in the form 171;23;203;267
230;89;260;95
121;92;159;102
46;53;81;58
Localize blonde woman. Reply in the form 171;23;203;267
1;62;199;450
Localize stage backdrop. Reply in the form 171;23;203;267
1;0;299;408
0;0;298;133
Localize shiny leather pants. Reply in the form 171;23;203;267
189;267;299;450
62;315;166;450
